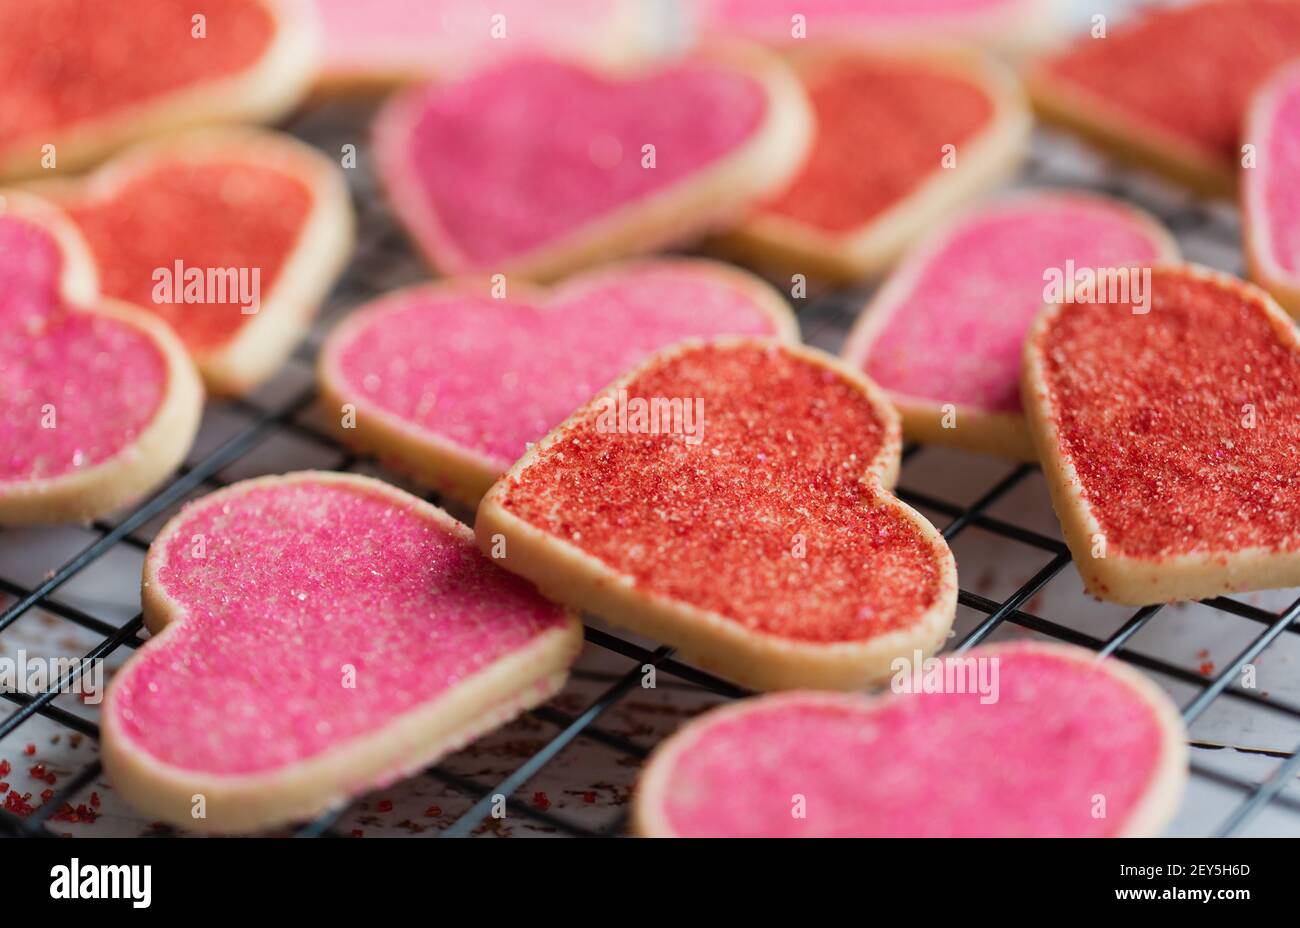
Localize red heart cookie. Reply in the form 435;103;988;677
698;0;1060;55
1029;0;1300;194
38;129;354;396
0;0;317;182
842;191;1177;460
1024;264;1300;604
721;48;1029;281
0;193;202;524
318;260;796;505
633;642;1187;838
477;340;957;691
312;0;649;88
102;471;581;833
373;50;812;281
1244;62;1300;318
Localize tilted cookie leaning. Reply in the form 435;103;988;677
719;47;1030;282
102;471;582;834
0;0;318;181
373;48;812;281
317;259;797;506
0;193;202;524
842;191;1177;460
633;642;1187;838
1028;0;1300;195
477;339;957;692
33;128;353;396
1243;61;1300;319
1023;264;1300;605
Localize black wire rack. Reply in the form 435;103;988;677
2;98;1299;838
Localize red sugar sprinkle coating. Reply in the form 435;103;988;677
375;799;393;813
760;57;993;232
499;343;944;643
23;744;34;756
66;162;313;352
0;783;8;793
0;0;274;142
1036;269;1300;559
1042;0;1300;166
0;760;10;777
532;791;550;811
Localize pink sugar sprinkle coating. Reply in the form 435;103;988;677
330;266;784;468
659;644;1166;837
1258;74;1300;276
111;478;569;775
391;58;768;267
708;0;1025;27
0;215;166;484
314;0;624;73
856;195;1166;413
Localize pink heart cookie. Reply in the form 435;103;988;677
0;0;317;181
477;340;957;692
318;260;797;504
1244;62;1300;319
38;129;354;396
312;0;649;88
697;0;1061;55
634;641;1187;837
373;51;812;280
102;471;581;833
842;192;1177;460
0;193;202;524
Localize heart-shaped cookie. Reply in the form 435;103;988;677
0;193;202;524
102;471;581;833
318;260;796;505
373;50;812;281
477;339;957;691
633;642;1187;837
35;129;354;396
843;192;1177;460
312;0;649;88
1024;264;1300;605
1029;0;1300;195
698;0;1061;55
719;48;1029;281
1244;62;1300;318
0;0;317;182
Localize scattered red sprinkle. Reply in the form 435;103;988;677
90;791;101;807
424;805;442;817
0;783;8;794
1200;661;1216;676
23;744;35;756
376;799;393;813
40;789;54;802
583;791;596;804
1197;648;1210;659
350;829;363;838
28;763;45;779
532;791;550;811
3;791;33;816
0;760;10;777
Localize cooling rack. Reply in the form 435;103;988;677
2;85;1300;839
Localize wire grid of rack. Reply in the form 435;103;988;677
3;93;1300;838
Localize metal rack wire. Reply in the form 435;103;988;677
1;102;1298;838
